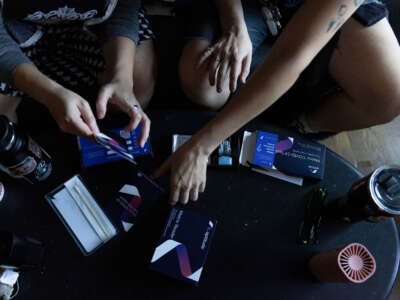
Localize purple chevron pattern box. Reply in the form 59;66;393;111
149;208;217;285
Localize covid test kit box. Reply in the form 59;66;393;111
149;207;217;285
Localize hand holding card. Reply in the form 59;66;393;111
78;127;151;167
94;133;137;165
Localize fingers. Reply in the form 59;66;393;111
205;33;252;92
123;106;150;147
55;95;98;140
199;181;206;193
196;46;214;69
98;82;151;147
229;52;241;93
169;184;180;205
171;168;206;205
96;86;113;119
80;101;100;134
170;183;202;205
209;52;222;87
138;114;150;148
169;182;206;205
179;187;190;205
240;55;252;84
59;114;93;140
190;186;199;202
156;156;206;206
216;54;229;93
125;106;141;132
209;43;242;93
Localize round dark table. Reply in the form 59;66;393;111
0;111;398;300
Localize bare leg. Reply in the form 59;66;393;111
307;18;400;132
179;40;230;111
133;40;157;109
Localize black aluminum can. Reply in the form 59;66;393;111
0;115;52;183
324;166;400;222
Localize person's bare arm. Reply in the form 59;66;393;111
101;36;136;86
215;0;246;29
97;37;150;147
154;0;364;204
13;63;99;139
197;0;252;92
197;0;361;149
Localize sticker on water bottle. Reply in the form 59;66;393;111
7;156;37;177
28;137;42;159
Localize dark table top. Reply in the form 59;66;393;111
0;111;398;300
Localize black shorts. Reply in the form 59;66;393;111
177;0;267;51
178;0;388;50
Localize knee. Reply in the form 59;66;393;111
179;58;229;111
363;86;400;124
179;73;225;111
133;67;156;109
380;95;400;123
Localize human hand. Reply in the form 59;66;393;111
96;80;150;147
45;89;100;140
197;28;252;93
152;139;209;205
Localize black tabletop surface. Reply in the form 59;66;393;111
0;111;398;300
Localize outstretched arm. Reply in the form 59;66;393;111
154;0;364;204
197;0;362;149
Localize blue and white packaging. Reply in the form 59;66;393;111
149;208;217;285
77;127;151;167
239;130;326;185
251;130;326;180
252;131;279;169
